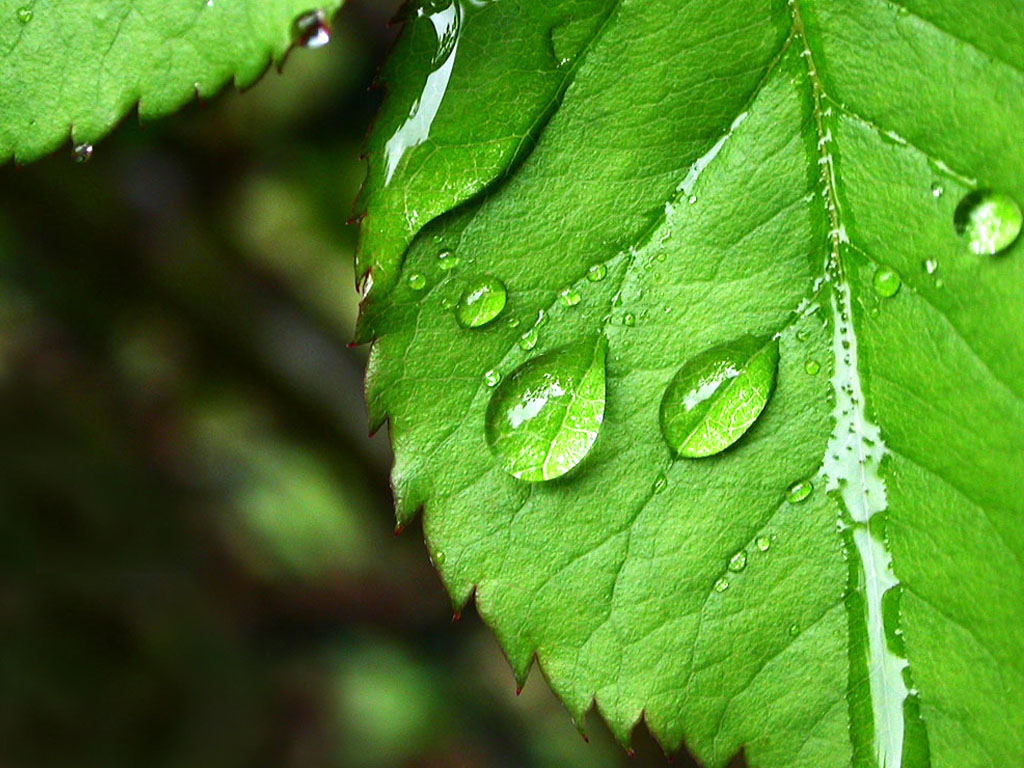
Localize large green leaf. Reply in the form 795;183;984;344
359;1;1024;766
0;0;342;163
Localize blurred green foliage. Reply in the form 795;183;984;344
0;3;704;766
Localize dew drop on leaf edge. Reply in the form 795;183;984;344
659;335;780;459
455;274;507;328
293;9;331;48
72;143;94;163
485;336;607;483
953;189;1022;256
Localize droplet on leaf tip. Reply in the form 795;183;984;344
72;143;94;163
293;9;330;48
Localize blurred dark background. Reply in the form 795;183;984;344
0;3;702;766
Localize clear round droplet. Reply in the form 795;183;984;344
728;550;747;572
660;335;779;459
923;258;938;274
873;266;901;298
455;275;507;328
786;479;813;503
518;328;538;351
788;624;800;637
437;250;459;271
483;369;501;387
485;336;607;482
622;312;636;327
407;272;427;291
559;286;581;307
755;536;771;552
587;264;607;282
72;143;94;163
804;359;820;376
652;472;668;494
930;182;944;199
293;9;331;48
16;6;32;23
714;577;730;593
954;189;1023;255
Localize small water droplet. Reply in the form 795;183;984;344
455;275;507;328
622;312;636;327
652;472;668;494
873;266;901;298
660;335;779;458
796;329;809;342
930;182;944;199
786;479;813;503
728;550;747;572
434;550;446;565
485;336;607;482
408;272;427;291
507;317;520;329
72;143;94;163
688;195;697;205
714;577;730;593
954;189;1022;255
804;359;820;376
518;328;538;351
16;6;32;23
587;264;607;282
755;536;771;552
788;623;800;637
923;258;938;274
292;9;331;48
484;369;501;387
437;250;459;271
559;286;581;307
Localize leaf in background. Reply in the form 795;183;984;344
0;0;343;163
359;0;1024;766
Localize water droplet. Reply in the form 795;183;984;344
714;577;730;593
437;250;459;271
292;9;331;48
786;479;813;503
652;473;668;494
954;189;1022;255
559;286;581;307
688;195;697;205
796;329;809;342
872;266;901;298
622;312;636;327
483;369;501;387
16;6;32;23
507;317;520;329
485;336;607;482
755;536;771;552
728;550;747;572
434;550;446;565
788;623;800;637
408;272;427;291
804;359;820;376
455;275;506;328
659;335;779;458
72;143;93;163
587;264;607;282
930;182;944;199
518;328;538;351
922;258;938;274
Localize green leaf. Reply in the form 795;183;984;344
0;0;342;163
359;1;1024;767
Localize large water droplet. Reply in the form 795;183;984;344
518;328;538;351
292;9;331;48
455;275;506;328
485;336;607;482
873;266;901;298
954;190;1022;255
659;335;779;458
728;550;747;572
786;479;813;503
